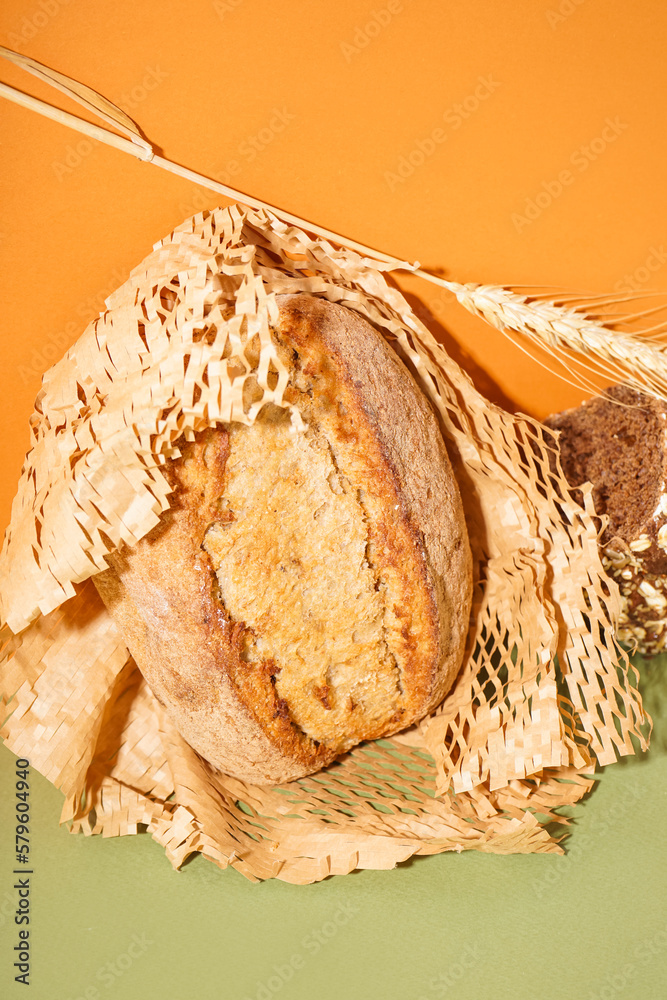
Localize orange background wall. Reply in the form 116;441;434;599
1;0;667;538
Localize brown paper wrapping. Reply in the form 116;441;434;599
0;205;648;883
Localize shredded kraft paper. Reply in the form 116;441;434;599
0;205;648;883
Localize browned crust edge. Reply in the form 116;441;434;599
276;295;472;720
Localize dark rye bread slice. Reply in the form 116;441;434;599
545;384;667;655
93;295;472;783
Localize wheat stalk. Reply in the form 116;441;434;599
4;44;667;401
0;46;416;275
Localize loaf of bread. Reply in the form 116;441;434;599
545;384;667;655
93;295;472;783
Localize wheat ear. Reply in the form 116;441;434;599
423;278;667;400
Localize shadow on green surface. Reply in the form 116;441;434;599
617;652;667;764
634;653;667;753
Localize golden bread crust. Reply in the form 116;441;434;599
94;296;472;783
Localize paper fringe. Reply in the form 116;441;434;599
0;205;648;882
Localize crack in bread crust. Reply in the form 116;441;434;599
203;406;405;750
324;436;404;700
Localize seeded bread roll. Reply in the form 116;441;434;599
545;384;667;655
93;295;472;783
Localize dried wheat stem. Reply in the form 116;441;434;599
0;47;417;274
4;43;667;403
0;81;154;160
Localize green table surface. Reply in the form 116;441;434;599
1;656;665;1000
